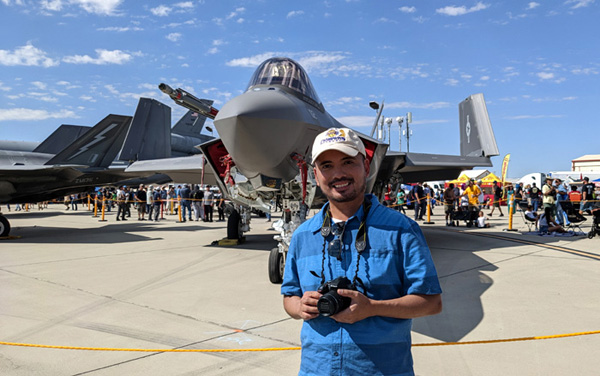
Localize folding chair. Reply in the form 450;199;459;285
518;201;537;232
559;201;587;235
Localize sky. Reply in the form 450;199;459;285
0;0;598;179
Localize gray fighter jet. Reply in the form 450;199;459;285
159;57;499;282
0;98;177;237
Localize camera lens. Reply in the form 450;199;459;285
318;293;340;316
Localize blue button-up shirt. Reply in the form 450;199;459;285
281;195;441;376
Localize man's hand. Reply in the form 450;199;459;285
284;291;322;321
299;291;322;320
331;289;373;324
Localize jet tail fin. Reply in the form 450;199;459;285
44;115;132;167
459;93;499;158
33;124;91;154
116;98;172;161
171;108;211;137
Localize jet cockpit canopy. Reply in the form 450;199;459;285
245;57;321;107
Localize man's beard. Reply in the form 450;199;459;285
327;177;366;203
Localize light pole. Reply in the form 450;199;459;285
396;116;403;152
406;112;412;152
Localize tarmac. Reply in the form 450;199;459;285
0;204;599;375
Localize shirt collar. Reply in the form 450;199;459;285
308;194;378;233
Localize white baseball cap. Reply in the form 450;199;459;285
311;127;366;164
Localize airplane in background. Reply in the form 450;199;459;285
158;56;499;283
0;97;205;238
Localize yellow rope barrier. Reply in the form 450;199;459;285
1;330;599;353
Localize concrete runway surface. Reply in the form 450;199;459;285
1;205;599;375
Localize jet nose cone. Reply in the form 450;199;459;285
214;88;317;181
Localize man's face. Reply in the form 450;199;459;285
314;150;369;204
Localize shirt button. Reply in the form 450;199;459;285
333;352;339;356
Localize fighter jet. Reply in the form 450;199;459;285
159;57;499;282
0;98;178;237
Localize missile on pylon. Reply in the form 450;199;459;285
158;83;219;120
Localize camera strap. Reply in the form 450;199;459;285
310;197;372;290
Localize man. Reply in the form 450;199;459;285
203;185;214;222
412;182;425;221
529;183;541;212
462;179;481;212
136;184;147;221
443;183;456;226
179;184;192;222
281;128;442;375
541;177;556;219
580;177;596;215
488;181;504;217
116;186;127;221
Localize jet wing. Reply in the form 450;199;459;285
124;154;217;185
379;151;494;184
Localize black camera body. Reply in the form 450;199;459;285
317;276;356;317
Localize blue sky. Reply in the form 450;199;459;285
1;0;598;179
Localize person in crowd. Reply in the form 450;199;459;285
396;188;406;214
529;183;541;212
281;127;442;375
146;185;154;220
542;177;557;219
477;211;491;228
152;187;162;221
444;183;457;226
539;207;566;234
216;190;226;221
412;182;425;221
555;180;571;226
116;186;127;221
178;184;192;222
580;177;596;215
203;185;214;222
136;184;147;221
488;181;504;217
462;179;481;212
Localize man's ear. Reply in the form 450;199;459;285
363;156;370;176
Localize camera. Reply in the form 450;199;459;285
317;276;356;316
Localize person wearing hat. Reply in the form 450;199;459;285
462;178;482;212
281;127;442;375
580;177;596;215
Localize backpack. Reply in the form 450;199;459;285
407;188;415;202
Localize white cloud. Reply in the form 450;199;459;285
527;2;540;9
436;2;489;16
0;43;59;67
445;78;460;86
387;101;450;110
31;81;47;90
151;5;172;17
63;49;134;65
226;7;245;19
166;33;182;42
505;114;564;120
287;10;305;18
399;6;416;13
565;0;595;9
175;1;194;9
71;0;123;15
537;72;554;80
0;108;77;121
40;0;62;11
97;26;143;32
207;47;219;55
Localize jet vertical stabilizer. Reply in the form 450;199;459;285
33;125;91;155
459;93;499;158
44;115;132;167
117;98;172;161
172;108;211;137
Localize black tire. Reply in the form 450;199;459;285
588;231;595;239
269;247;284;284
227;209;241;239
0;215;10;238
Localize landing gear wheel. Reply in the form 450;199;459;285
268;247;284;284
0;215;10;238
227;209;241;240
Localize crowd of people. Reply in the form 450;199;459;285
92;183;227;222
380;176;599;231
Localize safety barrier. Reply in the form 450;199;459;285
1;329;598;353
